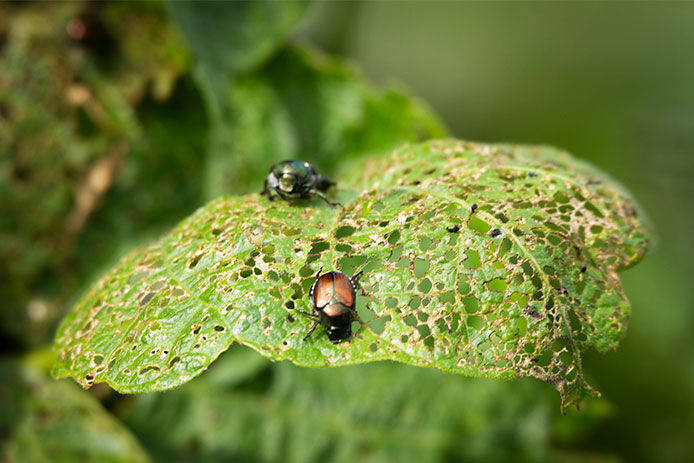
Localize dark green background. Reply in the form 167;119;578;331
1;2;692;462
300;2;694;461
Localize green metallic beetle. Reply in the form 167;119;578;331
261;160;341;207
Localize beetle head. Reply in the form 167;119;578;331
326;324;351;343
278;172;299;193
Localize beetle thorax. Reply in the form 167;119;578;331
322;301;350;317
279;173;298;193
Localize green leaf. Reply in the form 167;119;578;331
118;344;611;463
166;2;445;199
201;45;447;199
166;0;309;119
1;359;150;463
52;139;650;409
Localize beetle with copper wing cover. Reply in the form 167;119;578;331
302;269;363;343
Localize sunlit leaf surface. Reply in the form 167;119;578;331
53;139;649;408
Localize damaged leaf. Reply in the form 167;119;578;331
52;139;650;409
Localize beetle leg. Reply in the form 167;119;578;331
309;267;323;301
351;268;365;289
310;189;343;208
294;309;318;319
314;176;336;191
275;188;293;205
303;321;320;341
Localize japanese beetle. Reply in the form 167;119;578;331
302;268;363;343
262;160;341;207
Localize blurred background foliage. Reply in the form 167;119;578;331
0;1;691;462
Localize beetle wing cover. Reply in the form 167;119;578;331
332;273;356;308
313;273;336;309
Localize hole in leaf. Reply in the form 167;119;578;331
188;254;202;269
418;278;432;294
439;291;455;304
414;258;429;278
584;201;604;218
336;244;352;253
417;324;430;339
338;255;367;275
389;245;403;262
335;226;356;238
309;242;329;255
368;316;389;335
467;316;484;329
468;217;491;234
139;292;155;307
388;230;401;245
488;278;507;292
462;296;479;314
457;280;471;295
409;296;421;310
463;249;481;268
140;365;161;375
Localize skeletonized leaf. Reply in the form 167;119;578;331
53;139;649;408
